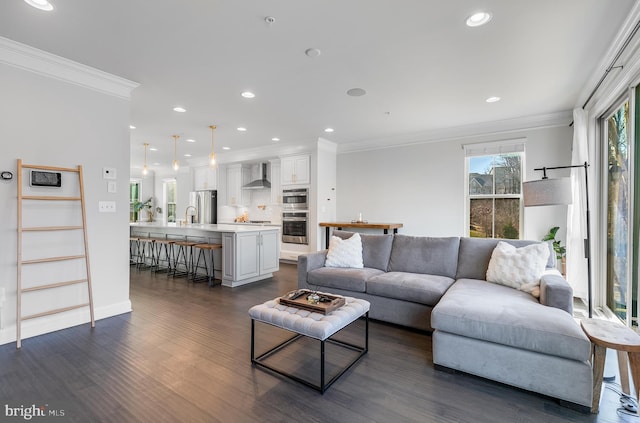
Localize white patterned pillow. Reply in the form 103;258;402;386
486;241;550;298
324;233;364;268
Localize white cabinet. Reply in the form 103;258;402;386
193;165;217;191
281;155;310;185
259;230;280;274
222;230;280;285
226;164;250;206
269;159;281;204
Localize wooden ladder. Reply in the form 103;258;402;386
16;159;95;348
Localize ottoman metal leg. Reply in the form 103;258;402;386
251;312;369;394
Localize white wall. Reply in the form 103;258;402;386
0;52;134;344
337;125;573;240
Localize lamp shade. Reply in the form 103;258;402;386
523;177;572;207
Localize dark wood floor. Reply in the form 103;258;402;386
0;263;630;422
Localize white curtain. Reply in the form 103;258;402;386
566;108;589;300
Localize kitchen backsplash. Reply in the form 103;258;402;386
218;189;282;223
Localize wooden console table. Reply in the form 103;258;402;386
319;222;403;248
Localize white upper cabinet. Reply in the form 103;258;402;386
226;164;250;206
281;154;310;185
193;165;217;191
269;159;281;204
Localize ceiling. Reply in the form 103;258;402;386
0;1;636;172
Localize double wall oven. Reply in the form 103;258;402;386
282;188;308;244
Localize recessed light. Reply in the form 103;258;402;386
324;128;334;133
466;12;492;27
129;125;136;129
173;106;187;113
237;127;247;132
241;91;255;99
184;154;192;157
186;138;196;143
24;0;54;11
223;146;231;150
153;162;160;166
271;137;280;142
347;88;366;97
149;147;158;151
485;96;501;103
305;48;322;58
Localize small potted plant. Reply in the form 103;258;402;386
542;226;566;275
133;197;154;222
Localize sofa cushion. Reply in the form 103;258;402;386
388;235;460;278
325;233;363;268
307;266;384;293
486;241;550;297
333;230;393;271
367;272;455;306
456;238;556;281
431;278;591;362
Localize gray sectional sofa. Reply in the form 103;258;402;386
297;231;593;411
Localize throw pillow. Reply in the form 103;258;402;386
325;233;364;268
486;241;550;298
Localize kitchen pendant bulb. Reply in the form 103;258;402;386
142;142;149;176
209;124;217;167
173;160;179;171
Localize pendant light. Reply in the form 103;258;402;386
209;125;217;166
142;142;149;175
172;135;180;171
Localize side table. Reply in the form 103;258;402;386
581;318;640;413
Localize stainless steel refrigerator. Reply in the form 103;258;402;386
189;190;217;224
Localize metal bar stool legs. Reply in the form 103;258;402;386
172;241;197;278
192;243;222;287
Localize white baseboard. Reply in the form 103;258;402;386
0;300;132;346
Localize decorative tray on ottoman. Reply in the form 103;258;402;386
279;289;346;314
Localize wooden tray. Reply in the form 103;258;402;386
279;289;346;314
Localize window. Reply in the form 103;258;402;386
604;99;631;322
465;141;524;239
164;179;177;223
129;180;141;222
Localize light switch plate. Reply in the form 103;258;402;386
98;201;116;213
103;167;117;180
107;181;117;193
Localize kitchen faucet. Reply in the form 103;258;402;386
185;205;197;224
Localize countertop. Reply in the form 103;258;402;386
130;222;280;233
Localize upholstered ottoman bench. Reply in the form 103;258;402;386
249;295;370;393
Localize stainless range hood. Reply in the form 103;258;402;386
243;163;271;189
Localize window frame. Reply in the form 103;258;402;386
463;140;526;239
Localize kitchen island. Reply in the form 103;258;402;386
130;222;280;287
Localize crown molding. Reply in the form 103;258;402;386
0;36;139;100
338;111;573;154
576;2;640;111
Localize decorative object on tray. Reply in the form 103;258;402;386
279;289;346;314
351;211;367;224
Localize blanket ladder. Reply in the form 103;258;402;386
16;159;95;348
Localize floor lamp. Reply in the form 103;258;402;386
522;162;593;318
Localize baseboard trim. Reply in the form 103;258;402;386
0;299;132;346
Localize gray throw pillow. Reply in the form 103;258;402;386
388;235;460;278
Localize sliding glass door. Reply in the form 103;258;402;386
605;99;631;322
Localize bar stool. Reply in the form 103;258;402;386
129;235;140;265
192;240;223;287
149;233;175;273
135;233;154;269
172;236;200;278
